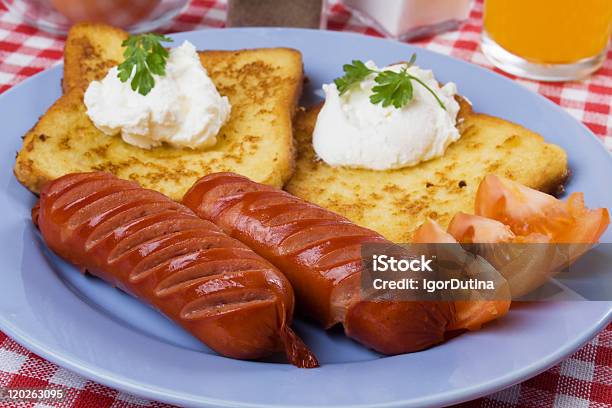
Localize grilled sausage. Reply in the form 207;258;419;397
33;172;318;368
183;172;455;354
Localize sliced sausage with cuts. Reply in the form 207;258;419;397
183;172;455;354
33;172;318;368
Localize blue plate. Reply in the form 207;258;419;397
0;28;610;408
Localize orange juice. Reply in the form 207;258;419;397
484;0;612;64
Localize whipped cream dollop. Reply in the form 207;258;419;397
84;41;231;149
313;61;460;170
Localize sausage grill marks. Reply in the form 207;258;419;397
33;172;318;368
183;172;455;354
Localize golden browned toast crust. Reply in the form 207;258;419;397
15;24;303;200
285;101;568;242
63;23;128;94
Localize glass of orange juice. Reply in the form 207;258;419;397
482;0;612;81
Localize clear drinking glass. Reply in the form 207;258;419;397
1;0;188;35
481;0;612;81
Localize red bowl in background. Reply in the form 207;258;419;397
51;0;162;27
1;0;188;35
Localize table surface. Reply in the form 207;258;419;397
0;0;610;407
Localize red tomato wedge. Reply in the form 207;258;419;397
475;175;610;244
447;213;516;243
412;218;456;244
447;212;550;244
449;300;510;332
411;176;609;333
448;212;556;298
412;219;511;331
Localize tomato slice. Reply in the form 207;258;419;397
412;219;511;331
475;175;609;243
410;176;609;332
447;212;515;243
449;300;510;332
472;175;609;295
448;212;558;298
412;218;456;244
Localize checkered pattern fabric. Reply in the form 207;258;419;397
0;0;610;407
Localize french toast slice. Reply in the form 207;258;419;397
15;23;302;200
285;100;568;242
62;23;128;93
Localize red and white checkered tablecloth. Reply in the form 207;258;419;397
0;1;610;407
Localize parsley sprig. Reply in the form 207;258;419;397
117;33;174;96
334;60;376;94
333;54;446;110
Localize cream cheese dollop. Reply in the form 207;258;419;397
313;61;460;170
84;41;231;149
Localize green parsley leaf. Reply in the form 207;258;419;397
407;74;447;111
333;53;447;111
334;60;376;95
117;33;173;96
370;68;414;109
406;52;417;68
